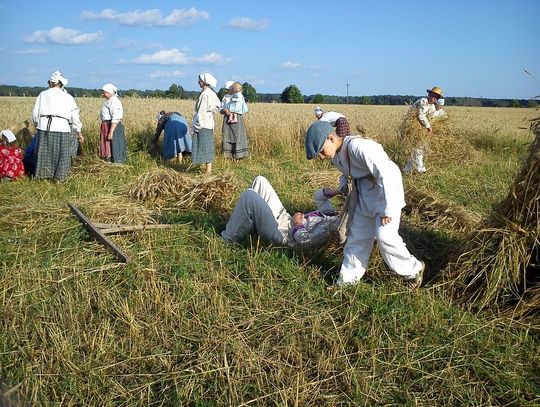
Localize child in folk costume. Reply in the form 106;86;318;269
402;86;447;174
0;129;25;181
221;175;341;250
192;73;221;174
305;121;425;288
99;83;127;163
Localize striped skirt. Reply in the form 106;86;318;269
192;128;215;164
221;114;249;160
100;121;127;163
35;130;72;181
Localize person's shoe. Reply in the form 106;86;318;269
405;261;425;289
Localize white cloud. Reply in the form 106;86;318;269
81;7;209;27
131;49;230;65
280;61;301;70
149;70;186;79
25;27;101;45
227;17;269;31
17;48;48;55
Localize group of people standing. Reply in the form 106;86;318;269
150;73;250;174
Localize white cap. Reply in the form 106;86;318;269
1;129;16;143
435;98;445;106
198;72;217;88
225;80;234;89
102;83;118;94
314;106;323;116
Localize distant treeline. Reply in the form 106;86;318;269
0;84;537;108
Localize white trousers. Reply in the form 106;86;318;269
404;146;426;173
221;176;290;244
337;207;422;285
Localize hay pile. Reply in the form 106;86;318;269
78;196;158;225
403;185;481;233
397;112;480;168
127;168;240;212
444;116;540;321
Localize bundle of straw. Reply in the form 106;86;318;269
78;195;158;225
444;116;540;320
403;185;481;233
127;168;239;212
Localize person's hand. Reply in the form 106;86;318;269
381;216;392;226
426;127;433;134
107;133;113;140
77;132;84;143
292;212;305;226
323;187;343;198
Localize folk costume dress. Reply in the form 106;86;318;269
32;87;82;181
152;112;192;160
0;145;25;180
221;176;339;250
332;136;423;285
192;87;220;164
99;95;126;163
221;91;250;160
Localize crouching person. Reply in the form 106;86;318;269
221;175;341;250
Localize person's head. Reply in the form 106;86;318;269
230;82;243;94
305;121;343;160
335;117;351;137
426;86;444;104
314;106;324;119
198;73;217;89
224;80;235;93
1;129;16;145
101;83;117;99
48;70;68;89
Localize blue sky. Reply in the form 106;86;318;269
1;0;539;99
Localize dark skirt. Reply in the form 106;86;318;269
192;128;215;164
100;121;127;163
35;130;72;181
221;114;249;160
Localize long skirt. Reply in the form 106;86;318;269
35;130;72;181
99;121;127;163
221;114;249;160
192;128;215;164
163;116;192;159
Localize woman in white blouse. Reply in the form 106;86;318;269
99;83;126;163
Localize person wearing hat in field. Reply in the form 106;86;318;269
403;86;446;174
99;83;126;163
305;121;425;289
221;175;341;250
220;81;250;161
192;73;221;174
31;71;83;181
314;107;350;137
0;129;25;181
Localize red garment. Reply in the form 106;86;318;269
99;120;112;159
0;145;25;179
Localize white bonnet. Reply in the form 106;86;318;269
1;129;16;143
225;80;234;89
199;73;217;88
314;106;323;116
49;70;68;86
102;83;118;94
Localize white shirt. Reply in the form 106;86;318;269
100;95;123;123
319;111;345;126
193;87;221;131
410;98;446;129
32;87;82;132
332;136;406;217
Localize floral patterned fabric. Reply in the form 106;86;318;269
0;145;25;179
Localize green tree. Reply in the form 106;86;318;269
313;93;324;104
281;84;304;103
360;96;371;105
242;82;258;103
527;99;539;108
166;84;186;99
509;99;521;108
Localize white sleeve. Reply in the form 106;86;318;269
416;99;431;128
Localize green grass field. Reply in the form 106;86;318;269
1;98;539;405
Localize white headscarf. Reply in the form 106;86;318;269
1;129;16;143
199;73;217;88
435;98;445;106
314;106;323;116
225;80;234;89
49;70;68;87
102;83;118;94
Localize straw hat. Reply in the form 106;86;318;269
426;86;444;98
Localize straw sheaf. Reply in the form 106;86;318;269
444;116;540;319
127;168;240;212
77;195;159;225
403;186;481;233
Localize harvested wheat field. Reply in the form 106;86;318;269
1;97;539;406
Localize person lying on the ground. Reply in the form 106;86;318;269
221;175;342;250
